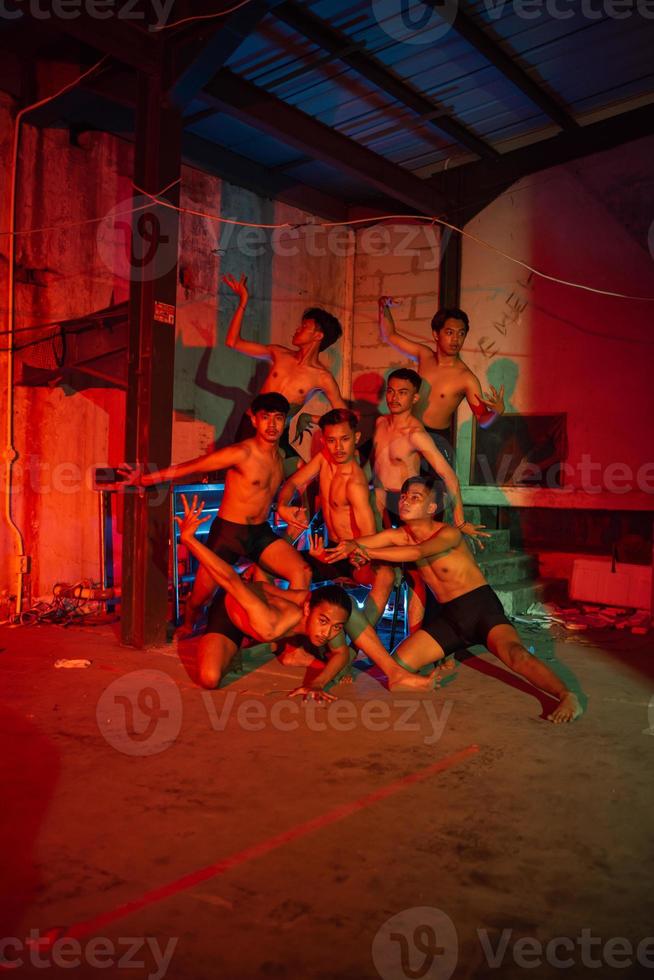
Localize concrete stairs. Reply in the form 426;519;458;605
465;507;544;617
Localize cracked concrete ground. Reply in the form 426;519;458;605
1;621;653;980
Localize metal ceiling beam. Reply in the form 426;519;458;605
434;99;654;223
203;69;451;215
167;0;280;107
46;11;161;73
182;132;350;221
273;1;498;160
424;1;577;132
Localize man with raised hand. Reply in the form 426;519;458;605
378;298;505;464
327;476;582;724
223;273;346;456
124;392;311;631
373;368;485;541
277;408;395;627
177;495;437;695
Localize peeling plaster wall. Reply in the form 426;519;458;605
0;107;354;600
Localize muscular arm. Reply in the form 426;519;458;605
361;526;462;563
411;428;465;526
225;299;273;360
141;443;248;487
378;300;431;361
319;370;347;409
278;453;323;508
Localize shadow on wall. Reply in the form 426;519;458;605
194;347;270;449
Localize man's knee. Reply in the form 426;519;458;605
198;663;222;689
502;640;529;670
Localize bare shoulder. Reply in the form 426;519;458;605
427;525;462;551
346;465;369;492
269;344;294;360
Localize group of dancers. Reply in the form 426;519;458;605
123;276;581;723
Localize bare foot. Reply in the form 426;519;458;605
278;648;318;668
547;692;583;723
389;669;436;693
441;656;456;672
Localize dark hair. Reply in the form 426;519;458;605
250;391;290;416
302;308;343;352
400;475;437;499
431;308;470;335
388;368;422;392
309;584;352;618
318;408;358;432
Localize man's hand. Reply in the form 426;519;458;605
222;272;248;305
288;685;336;704
477;384;505;415
305;532;327;562
457;522;491;549
114;463;143;488
325;540;369;566
174;493;211;543
278;505;309;534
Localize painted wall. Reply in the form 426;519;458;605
459;136;654;500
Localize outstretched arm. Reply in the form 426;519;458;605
411;428;465;526
139;443;248;487
465;373;505;428
277;453;323;530
378;296;430;361
357;525;462;564
223;273;272;360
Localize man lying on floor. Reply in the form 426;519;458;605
176;495;436;698
325;476;582;723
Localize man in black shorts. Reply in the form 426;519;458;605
326;476;582;723
178;494;438;694
126;392;312;638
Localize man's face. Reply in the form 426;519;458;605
386;378;418;414
399;484;436;521
251;410;285;443
322;422;358;464
292;317;322;348
305;601;349;647
434;317;467;356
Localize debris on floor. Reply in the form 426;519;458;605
53;658;92;669
512;600;651;636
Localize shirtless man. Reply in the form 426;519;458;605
373;368;484;539
378;299;505;461
328;476;582;723
223;273;346;454
277;408;395;626
125;392;311;633
177;494;436;694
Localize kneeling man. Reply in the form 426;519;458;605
327;477;582;723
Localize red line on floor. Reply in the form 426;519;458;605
50;745;479;944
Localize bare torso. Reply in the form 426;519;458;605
373;415;425;491
219;439;285;524
318;456;368;542
225;582;304;642
261;347;338;415
416;351;476;429
401;523;487;602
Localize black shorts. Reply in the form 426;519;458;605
205;590;245;644
206;514;281;564
421;585;510;655
304;551;354;583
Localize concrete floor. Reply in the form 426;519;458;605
1;620;653;980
